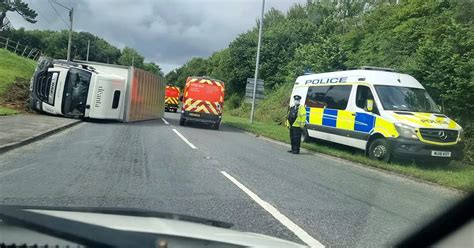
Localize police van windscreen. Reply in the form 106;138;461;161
188;82;222;102
375;86;440;113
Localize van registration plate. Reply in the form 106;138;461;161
189;113;200;117
431;151;451;157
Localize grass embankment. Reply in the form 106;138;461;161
0;107;18;116
0;49;37;115
222;114;474;192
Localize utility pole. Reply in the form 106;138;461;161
67;7;73;61
250;0;265;124
51;1;73;61
86;39;90;61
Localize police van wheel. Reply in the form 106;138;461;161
179;117;185;126
302;127;311;142
368;138;391;162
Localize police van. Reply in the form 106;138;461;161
290;67;465;164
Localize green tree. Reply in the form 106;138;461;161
175;57;209;88
143;62;163;75
0;0;37;30
206;49;231;82
165;69;179;84
118;47;144;68
285;36;347;79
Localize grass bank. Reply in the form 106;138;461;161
0;107;18;116
222;114;474;192
0;49;37;115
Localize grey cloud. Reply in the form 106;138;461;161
8;0;305;73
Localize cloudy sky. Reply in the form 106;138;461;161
8;0;305;73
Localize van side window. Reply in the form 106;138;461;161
356;85;379;114
325;85;352;110
305;86;329;108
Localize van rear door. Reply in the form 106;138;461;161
186;82;223;115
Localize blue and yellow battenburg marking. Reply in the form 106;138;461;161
305;107;398;138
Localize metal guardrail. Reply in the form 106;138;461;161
0;36;41;60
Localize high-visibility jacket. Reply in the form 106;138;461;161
286;104;307;128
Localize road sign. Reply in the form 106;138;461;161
245;78;264;103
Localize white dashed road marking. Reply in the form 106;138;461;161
172;129;197;149
221;171;324;248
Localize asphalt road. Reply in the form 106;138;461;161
0;112;462;247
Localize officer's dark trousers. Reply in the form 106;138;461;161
289;127;302;153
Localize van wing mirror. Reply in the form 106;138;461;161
366;99;374;112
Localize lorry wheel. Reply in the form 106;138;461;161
173;109;177;113
368;138;391;162
179;117;185;126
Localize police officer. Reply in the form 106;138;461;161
286;95;307;154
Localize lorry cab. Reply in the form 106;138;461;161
180;76;225;130
164;85;180;112
30;59;127;120
290;67;465;164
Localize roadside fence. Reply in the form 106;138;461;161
0;36;41;60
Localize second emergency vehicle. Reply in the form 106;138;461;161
290;67;464;164
165;85;180;112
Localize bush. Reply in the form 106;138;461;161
228;102;251;118
224;94;243;110
462;123;474;165
254;83;293;124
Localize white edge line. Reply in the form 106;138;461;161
172;129;197;149
220;171;324;248
161;118;170;125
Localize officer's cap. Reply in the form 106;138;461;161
293;95;302;100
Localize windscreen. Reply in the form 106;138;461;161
4;2;467;248
61;68;92;116
187;82;222;102
375;85;440;113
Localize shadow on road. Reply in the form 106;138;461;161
82;118;166;127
